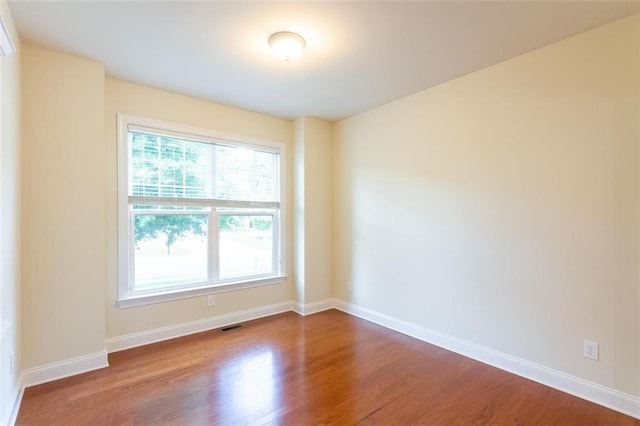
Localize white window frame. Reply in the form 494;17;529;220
117;114;287;308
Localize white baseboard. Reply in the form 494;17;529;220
333;299;640;420
106;301;293;353
1;379;23;426
292;299;334;316
21;351;109;388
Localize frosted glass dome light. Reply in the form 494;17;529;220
269;31;306;60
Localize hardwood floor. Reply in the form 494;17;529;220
17;310;639;425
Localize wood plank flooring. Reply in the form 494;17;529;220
17;310;639;425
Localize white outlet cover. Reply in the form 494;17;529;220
583;340;599;360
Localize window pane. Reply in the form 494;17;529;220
130;132;212;199
215;146;278;202
134;214;208;291
219;215;273;280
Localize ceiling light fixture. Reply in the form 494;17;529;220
268;31;305;61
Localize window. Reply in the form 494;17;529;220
117;115;286;307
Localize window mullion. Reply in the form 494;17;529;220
128;195;279;209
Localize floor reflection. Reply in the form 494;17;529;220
216;346;281;424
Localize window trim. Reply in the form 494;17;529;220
117;114;287;308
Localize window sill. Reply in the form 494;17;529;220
117;275;287;308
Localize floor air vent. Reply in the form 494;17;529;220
219;324;244;333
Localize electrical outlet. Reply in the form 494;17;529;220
347;281;353;292
207;295;215;307
584;340;599;360
9;352;14;375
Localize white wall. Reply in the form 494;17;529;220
21;45;106;369
104;78;294;338
0;1;20;423
293;117;333;306
334;14;640;397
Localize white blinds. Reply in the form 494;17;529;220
128;129;280;206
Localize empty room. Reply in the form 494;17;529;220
1;0;639;424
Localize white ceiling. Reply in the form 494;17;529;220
8;1;640;121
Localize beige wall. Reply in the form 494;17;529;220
334;14;640;396
0;1;20;422
105;78;294;337
637;15;640;393
293;118;306;303
21;45;106;368
304;117;333;303
293;117;333;305
12;9;640;411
